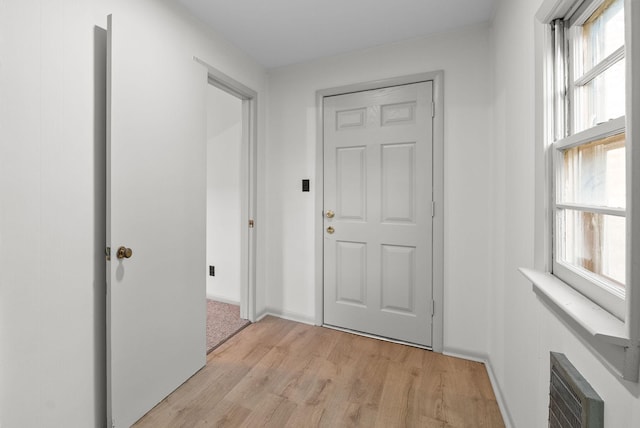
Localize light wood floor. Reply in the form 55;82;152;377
133;316;504;427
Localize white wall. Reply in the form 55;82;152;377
0;1;267;426
490;0;640;426
7;0;639;426
206;85;242;303
265;25;494;354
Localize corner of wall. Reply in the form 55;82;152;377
444;349;515;428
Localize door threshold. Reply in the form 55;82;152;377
322;324;432;351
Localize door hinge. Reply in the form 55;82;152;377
431;101;435;118
249;219;255;228
431;201;435;218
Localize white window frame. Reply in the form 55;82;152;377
551;0;626;320
523;0;640;381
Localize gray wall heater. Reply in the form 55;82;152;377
549;352;603;428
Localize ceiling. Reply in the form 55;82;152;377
176;0;497;69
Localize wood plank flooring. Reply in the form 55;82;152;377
133;316;504;427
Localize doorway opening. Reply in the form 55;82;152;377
199;58;259;354
206;84;248;352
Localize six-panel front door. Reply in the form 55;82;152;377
323;82;434;346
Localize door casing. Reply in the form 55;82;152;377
314;71;444;352
196;57;258;322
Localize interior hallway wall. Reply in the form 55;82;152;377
489;0;640;426
0;1;267;426
206;85;243;303
265;24;494;356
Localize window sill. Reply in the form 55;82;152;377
519;268;630;348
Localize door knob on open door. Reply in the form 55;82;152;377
325;210;335;219
327;226;335;234
116;246;133;259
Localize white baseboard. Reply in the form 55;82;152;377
444;349;514;428
205;294;240;306
256;307;315;325
255;309;269;322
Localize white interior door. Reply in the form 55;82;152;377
106;15;206;428
323;82;434;346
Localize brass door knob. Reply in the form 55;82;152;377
116;246;133;259
327;226;335;234
326;210;335;219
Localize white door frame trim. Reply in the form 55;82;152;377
314;71;444;352
195;57;258;322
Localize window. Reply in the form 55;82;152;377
530;0;640;381
551;0;626;319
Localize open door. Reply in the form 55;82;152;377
106;14;206;428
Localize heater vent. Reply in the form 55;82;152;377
549;352;603;428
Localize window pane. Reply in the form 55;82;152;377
557;209;626;290
574;58;625;132
560;132;625;207
581;0;624;70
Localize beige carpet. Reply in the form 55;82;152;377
206;300;250;353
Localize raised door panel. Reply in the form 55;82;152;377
336;241;367;306
336;108;367;130
336;146;367;221
381;143;416;224
381;245;416;315
381;102;416;126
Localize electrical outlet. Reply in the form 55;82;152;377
209;266;215;276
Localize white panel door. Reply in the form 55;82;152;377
107;15;206;428
323;82;433;346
